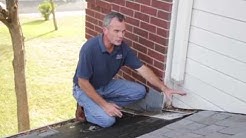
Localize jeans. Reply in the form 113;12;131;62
73;79;146;127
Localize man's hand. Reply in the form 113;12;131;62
102;102;123;118
162;87;186;102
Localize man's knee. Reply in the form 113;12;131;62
133;84;146;100
97;116;116;128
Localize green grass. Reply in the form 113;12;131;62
0;14;86;137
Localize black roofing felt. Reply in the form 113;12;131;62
45;113;181;138
11;112;187;138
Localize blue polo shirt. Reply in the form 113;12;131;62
73;34;143;89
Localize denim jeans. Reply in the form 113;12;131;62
73;79;146;127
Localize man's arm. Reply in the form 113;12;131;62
78;78;122;117
136;65;186;101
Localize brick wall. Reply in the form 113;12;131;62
85;0;173;90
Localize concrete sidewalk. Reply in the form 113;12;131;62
138;111;246;138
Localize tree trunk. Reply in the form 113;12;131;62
50;0;58;30
1;0;30;132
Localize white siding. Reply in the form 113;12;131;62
172;0;246;114
194;0;246;22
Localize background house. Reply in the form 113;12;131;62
85;0;246;114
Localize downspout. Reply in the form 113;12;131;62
165;0;194;86
164;0;179;88
165;0;194;107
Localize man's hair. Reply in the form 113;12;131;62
103;12;125;27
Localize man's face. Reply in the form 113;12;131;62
103;18;126;46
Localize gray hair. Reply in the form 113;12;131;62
103;12;125;27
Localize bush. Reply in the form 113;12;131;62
38;1;55;21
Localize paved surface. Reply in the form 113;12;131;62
138;111;246;138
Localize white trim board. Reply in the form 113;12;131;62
170;0;194;83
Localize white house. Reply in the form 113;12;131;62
167;0;246;114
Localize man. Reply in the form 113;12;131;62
73;12;186;128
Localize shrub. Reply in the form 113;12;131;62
38;1;55;21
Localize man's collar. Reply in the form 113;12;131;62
99;34;107;53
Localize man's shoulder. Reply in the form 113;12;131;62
85;35;100;46
121;41;131;51
82;35;100;51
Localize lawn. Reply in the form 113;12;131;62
0;13;86;137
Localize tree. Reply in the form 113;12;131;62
50;0;58;30
0;0;30;132
38;0;58;30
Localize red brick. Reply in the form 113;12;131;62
126;16;140;27
126;1;140;11
121;66;132;75
90;4;101;12
134;27;148;38
148;49;165;62
86;15;98;24
112;4;120;11
85;9;95;17
120;7;134;16
112;0;126;6
126;23;133;32
158;10;171;21
86;21;95;30
96;0;111;10
132;72;146;83
86;28;98;37
162;0;173;2
125;31;138;42
86;0;96;5
123;73;135;82
116;73;123;79
135;0;151;6
151;0;172;12
98;21;103;27
124;38;133;47
132;42;147;54
94;12;105;21
138;37;154;49
147;65;164;78
101;8;111;14
149;33;168;46
86;34;93;40
86;0;173;81
155;44;168;54
151;17;170;29
141;5;157;16
94;25;102;33
141;22;156;33
138;52;154;65
135;12;150;23
154;60;165;70
157;28;169;38
118;70;123;75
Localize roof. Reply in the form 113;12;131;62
8;110;192;138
